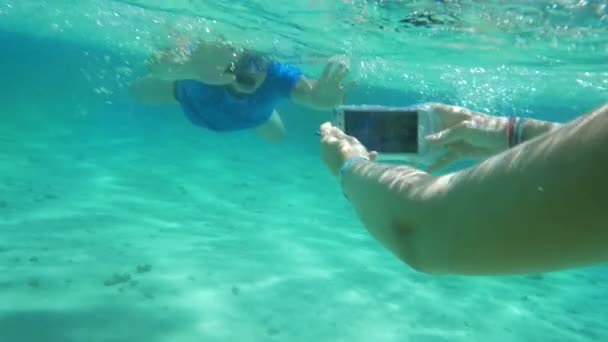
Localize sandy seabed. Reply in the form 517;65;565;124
1;114;607;342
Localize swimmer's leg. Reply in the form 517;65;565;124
255;110;286;143
130;77;178;104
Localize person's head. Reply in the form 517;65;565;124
227;50;270;94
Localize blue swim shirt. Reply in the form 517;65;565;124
174;62;303;131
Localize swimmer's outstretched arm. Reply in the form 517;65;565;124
331;103;608;275
144;41;238;85
130;41;240;104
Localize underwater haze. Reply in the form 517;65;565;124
1;1;607;341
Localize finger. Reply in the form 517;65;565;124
321;135;339;145
426;150;461;173
425;121;472;147
429;103;470;117
322;123;348;141
426;103;472;127
320;121;344;137
329;55;350;65
319;61;334;82
320;127;340;143
330;62;349;82
320;122;334;136
330;125;350;139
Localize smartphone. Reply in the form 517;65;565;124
333;105;424;162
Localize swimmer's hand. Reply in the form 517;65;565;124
295;56;355;110
423;104;511;172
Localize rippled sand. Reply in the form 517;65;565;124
1;102;607;342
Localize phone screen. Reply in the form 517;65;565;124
343;109;419;153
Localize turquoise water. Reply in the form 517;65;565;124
1;1;607;341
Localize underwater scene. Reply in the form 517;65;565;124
1;1;607;341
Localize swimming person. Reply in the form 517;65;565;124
319;102;608;276
130;39;354;142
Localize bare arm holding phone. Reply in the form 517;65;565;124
319;103;608;276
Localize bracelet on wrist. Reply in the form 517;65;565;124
507;116;526;148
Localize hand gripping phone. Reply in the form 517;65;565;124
333;104;441;164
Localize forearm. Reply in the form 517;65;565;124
429;104;608;275
342;103;608;275
521;117;562;142
341;162;441;271
475;116;564;166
